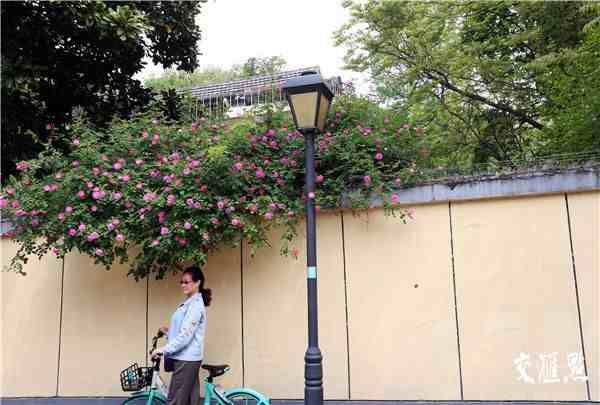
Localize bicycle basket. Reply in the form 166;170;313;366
120;363;152;391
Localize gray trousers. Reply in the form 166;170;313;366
167;359;203;405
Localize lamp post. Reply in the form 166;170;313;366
283;71;334;405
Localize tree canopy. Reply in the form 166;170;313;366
334;1;600;166
1;0;206;182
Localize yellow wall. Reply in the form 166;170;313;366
58;254;147;396
567;192;600;400
343;204;460;400
243;213;348;399
452;195;587;400
1;190;598;400
1;241;62;397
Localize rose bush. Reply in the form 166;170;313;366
1;91;430;279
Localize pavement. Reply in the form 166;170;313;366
2;399;597;405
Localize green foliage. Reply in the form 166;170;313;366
235;56;287;77
1;94;425;279
144;56;288;91
334;1;600;166
1;1;205;182
145;66;244;91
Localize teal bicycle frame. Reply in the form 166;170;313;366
204;369;270;405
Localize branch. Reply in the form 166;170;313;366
426;71;544;130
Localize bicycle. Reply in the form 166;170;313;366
120;330;270;405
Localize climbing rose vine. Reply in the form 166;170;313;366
1;93;429;279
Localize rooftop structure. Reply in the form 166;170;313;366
177;66;343;119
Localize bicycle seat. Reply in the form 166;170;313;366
202;364;229;378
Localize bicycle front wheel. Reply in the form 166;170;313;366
225;391;264;405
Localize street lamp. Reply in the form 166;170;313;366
283;71;334;405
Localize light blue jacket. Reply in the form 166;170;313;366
163;292;206;361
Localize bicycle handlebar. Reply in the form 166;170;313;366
150;329;165;355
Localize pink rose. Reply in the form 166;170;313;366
160;227;169;236
78;223;86;232
375;152;383;161
391;194;401;203
255;169;265;178
308;192;316;199
264;212;273;220
68;228;77;236
231;218;241;226
184;222;192;230
95;248;104;257
87;232;99;242
72;161;80;168
116;234;125;242
65;206;73;214
16;161;29;171
316;175;324;183
72;138;80;145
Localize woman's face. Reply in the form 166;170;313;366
180;273;199;297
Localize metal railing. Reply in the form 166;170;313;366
177;67;344;120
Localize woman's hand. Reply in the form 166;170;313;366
151;347;165;359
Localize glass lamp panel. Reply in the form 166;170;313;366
316;93;331;131
290;92;318;129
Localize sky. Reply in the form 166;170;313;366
136;0;371;93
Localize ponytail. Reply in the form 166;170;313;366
184;265;212;307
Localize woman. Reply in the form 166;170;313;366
153;265;212;405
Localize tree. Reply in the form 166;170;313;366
1;1;206;182
235;56;287;77
334;1;600;165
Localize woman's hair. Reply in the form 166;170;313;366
183;265;212;306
